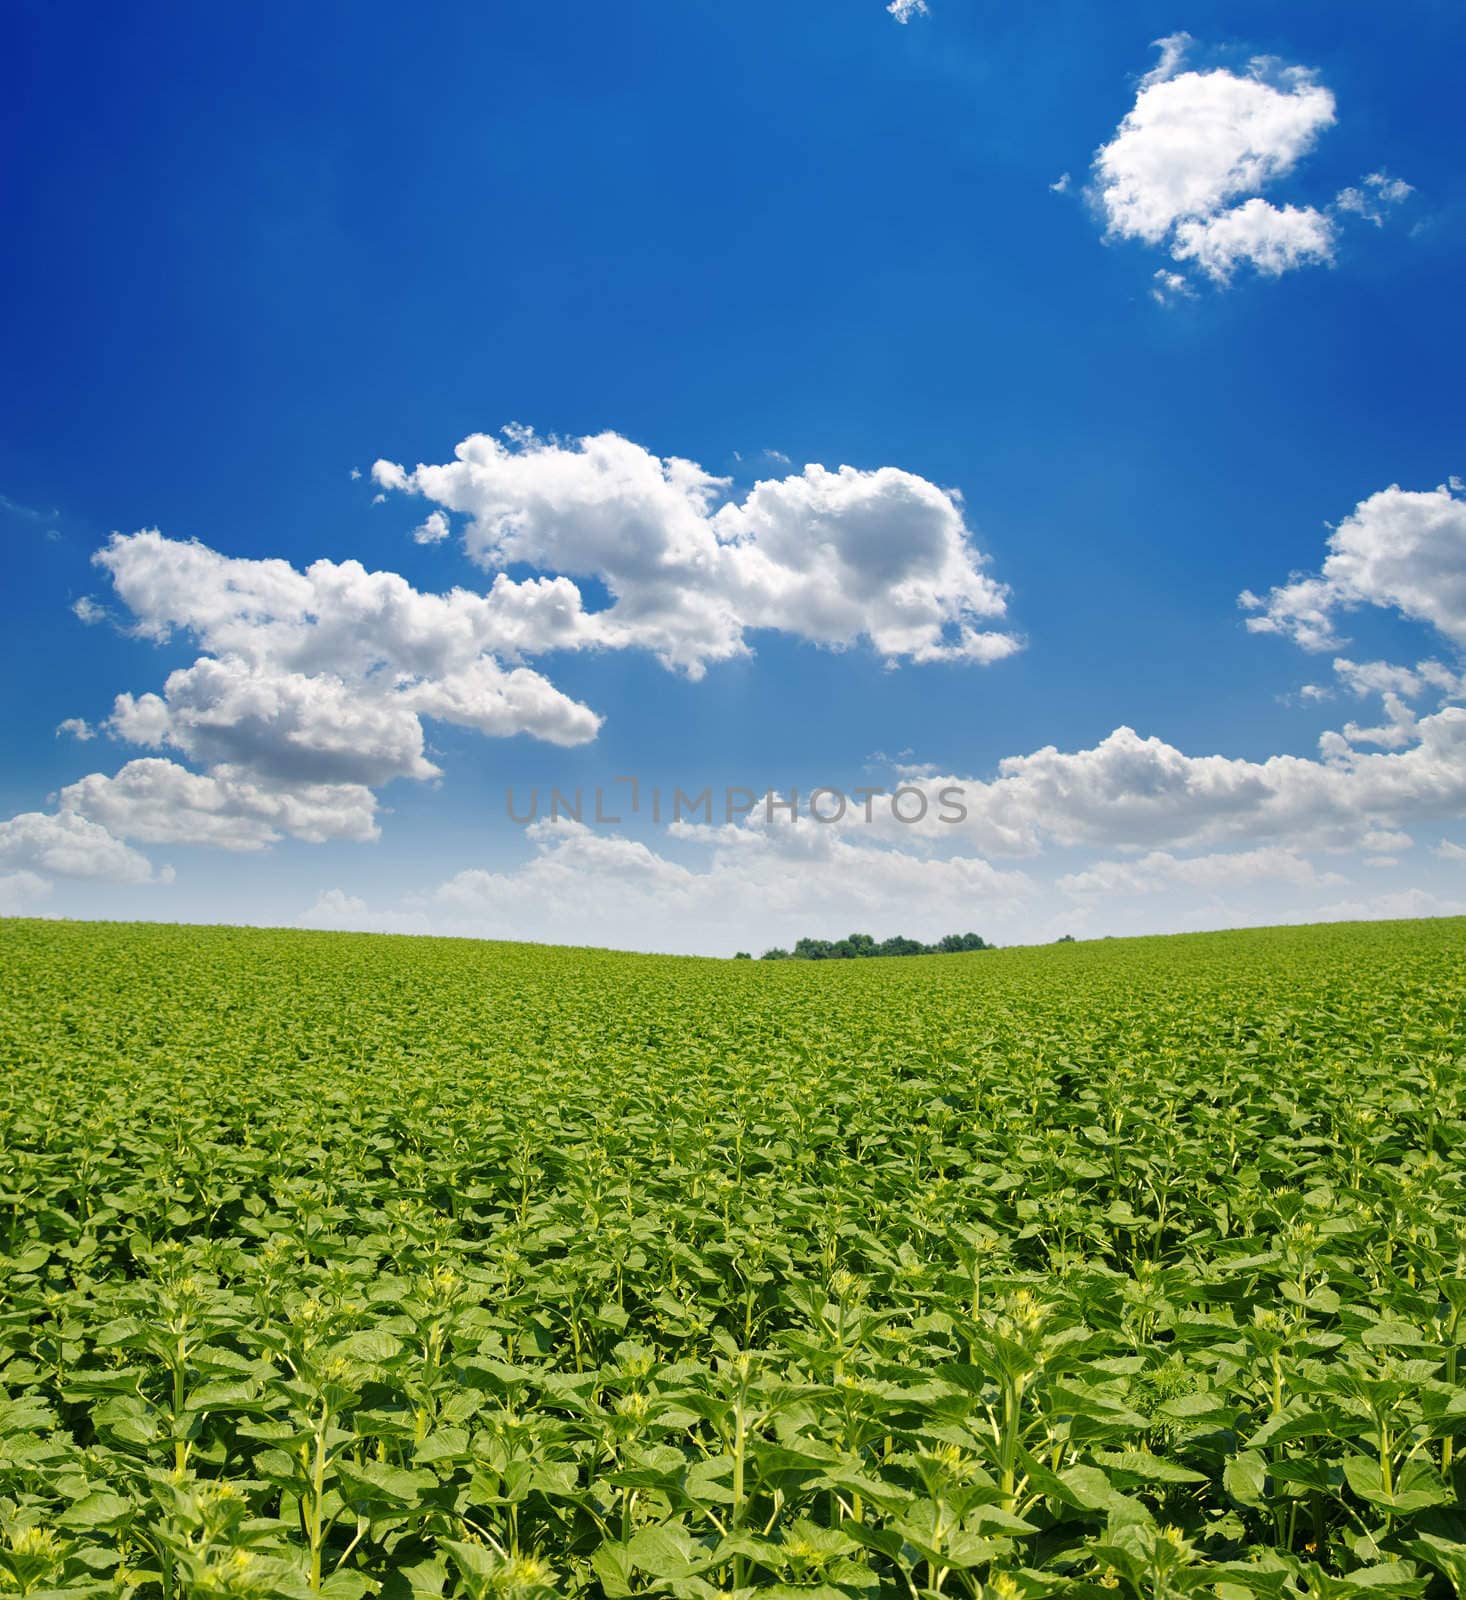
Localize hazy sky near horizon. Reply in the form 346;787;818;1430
3;0;1465;953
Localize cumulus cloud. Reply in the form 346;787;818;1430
1171;198;1334;281
62;425;1017;858
778;708;1466;860
1058;846;1344;898
65;529;604;846
1087;37;1407;293
372;427;1017;676
298;791;1461;953
412;510;451;545
107;657;442;788
887;0;929;21
1094;42;1334;246
1338;691;1419;751
60;759;378;850
1242;483;1466;651
56;717;95;741
393;702;1466;945
1332;657;1465;700
397;815;1036;952
1435;840;1466;863
0;809;163;883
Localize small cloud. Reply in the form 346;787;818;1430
1450;475;1464;493
56;718;95;742
1151;269;1196;304
1435;839;1466;863
1336;171;1413;226
764;448;791;465
412;510;452;545
349;467;362;480
72;596;107;626
1050;172;1072;194
300;888;370;926
1140;31;1192;88
887;0;929;20
0;490;59;526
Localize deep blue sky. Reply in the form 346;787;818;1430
3;0;1464;944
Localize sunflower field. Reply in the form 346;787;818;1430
1;915;1464;1600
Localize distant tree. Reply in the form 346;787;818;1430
1056;934;1077;943
733;951;752;960
792;937;835;960
750;931;992;962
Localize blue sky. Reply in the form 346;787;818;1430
3;0;1465;952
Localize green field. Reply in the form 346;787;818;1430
2;916;1465;1600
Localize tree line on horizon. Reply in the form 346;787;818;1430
735;931;994;961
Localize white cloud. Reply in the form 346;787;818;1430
56;717;95;741
107;657;442;788
1140;32;1193;90
302;889;368;921
1435;839;1466;862
294;784;1466;953
1242;483;1466;651
373;427;1018;676
1095;47;1334;246
412;509;451;545
1339;691;1418;750
0;810;163;883
0;871;50;916
1084;38;1414;292
60;759;378;851
1151;269;1195;303
887;0;929;21
804;707;1466;859
1333;658;1428;699
58;424;1021;862
1336;171;1413;225
72;596;107;625
417;815;1034;952
1058;845;1344;898
1050;173;1072;194
1309;887;1466;922
1171;198;1334;281
402;658;601;745
70;530;604;846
